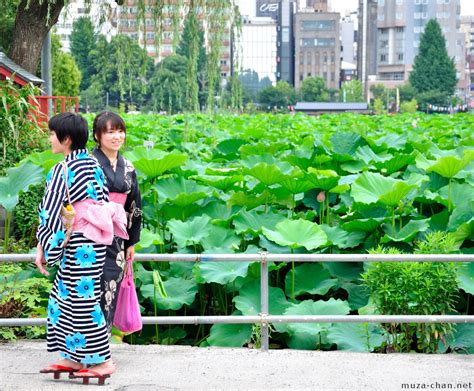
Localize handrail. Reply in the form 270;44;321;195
1;253;473;351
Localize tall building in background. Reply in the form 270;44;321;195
56;0;118;52
460;15;474;106
359;0;467;99
293;9;340;89
278;0;296;84
357;0;378;97
237;0;278;86
116;1;231;79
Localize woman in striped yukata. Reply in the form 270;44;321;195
35;113;127;384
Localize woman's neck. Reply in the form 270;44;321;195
100;147;118;161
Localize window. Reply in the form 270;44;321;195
380;28;388;35
397;53;404;61
396;13;403;19
301;38;335;47
380;54;387;62
378;0;385;5
380;40;388;48
146;32;154;40
302;20;335;30
378;13;385;21
396;0;403;4
396;27;404;33
331;72;335;82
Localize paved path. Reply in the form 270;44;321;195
0;341;472;390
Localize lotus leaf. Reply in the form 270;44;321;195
167;215;211;248
458;262;474;295
124;147;187;179
452;220;474;248
214;138;248;159
306;168;339;191
244;163;289;186
135;228;164;251
227;191;271;210
194;261;250;285
284;263;337;297
207;321;252;347
323;262;364;282
381;219;429;243
351;172;417;207
374;153;417;175
355;145;391;165
153;176;210;207
0;162;43;211
326;323;385;352
190;174;243;191
233;281;290;316
446;323;474;353
200;225;240;253
337;282;370;310
448;202;474;231
330;132;365;161
284;298;351;336
23;150;62;174
342;218;385;233
320;226;366;249
262;219;328;250
140;276;198;310
233;209;286;236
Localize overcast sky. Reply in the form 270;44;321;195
328;0;474;16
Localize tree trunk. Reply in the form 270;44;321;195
9;0;65;74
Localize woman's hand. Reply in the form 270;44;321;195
35;243;49;276
125;245;135;262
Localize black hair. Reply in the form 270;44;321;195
92;111;126;143
48;112;88;150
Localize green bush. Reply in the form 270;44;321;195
14;183;45;246
400;99;418;113
362;233;459;353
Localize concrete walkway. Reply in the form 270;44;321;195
0;341;472;390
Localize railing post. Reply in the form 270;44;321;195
259;251;269;351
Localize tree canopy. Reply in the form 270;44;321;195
70;17;96;91
409;19;457;97
300;77;329;102
51;34;81;97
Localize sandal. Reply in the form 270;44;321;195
40;364;82;380
70;369;111;385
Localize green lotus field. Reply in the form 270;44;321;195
3;112;474;352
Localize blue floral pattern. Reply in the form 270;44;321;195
57;279;69;300
47;298;61;326
82;353;105;365
39;208;50;226
76;151;88;160
49;230;65;248
74;244;97;268
65;332;87;352
75;276;95;299
61;167;76;187
90;304;105;326
86;182;98;200
93;167;105;188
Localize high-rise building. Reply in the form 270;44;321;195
55;0;118;52
460;15;474;105
293;9;341;89
278;0;296;85
357;0;378;96
359;0;467;98
117;1;231;79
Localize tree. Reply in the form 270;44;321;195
299;77;329;102
51;35;81;97
0;0;18;53
370;83;387;101
70;17;96;91
409;19;457;98
340;80;363;102
258;81;296;110
149;55;187;113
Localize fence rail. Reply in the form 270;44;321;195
1;253;474;351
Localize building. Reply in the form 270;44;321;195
293;9;341;89
55;0;117;52
341;15;356;66
278;0;296;84
359;0;467;99
357;0;378;97
236;0;278;86
117;1;231;81
460;15;474;106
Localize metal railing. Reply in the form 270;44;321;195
1;253;474;351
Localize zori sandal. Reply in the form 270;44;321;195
70;369;111;385
40;364;79;379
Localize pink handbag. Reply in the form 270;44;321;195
113;259;143;333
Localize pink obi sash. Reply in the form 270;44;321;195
72;199;129;245
109;192;127;206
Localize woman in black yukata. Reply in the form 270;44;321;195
91;111;142;332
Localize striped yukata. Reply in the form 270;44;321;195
37;149;111;365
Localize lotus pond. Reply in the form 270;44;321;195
4;112;474;352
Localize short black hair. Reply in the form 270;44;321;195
48;112;89;150
92;111;126;143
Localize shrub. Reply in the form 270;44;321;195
362;232;459;353
14;183;45;246
400;99;418;113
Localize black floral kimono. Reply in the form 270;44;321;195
92;147;142;332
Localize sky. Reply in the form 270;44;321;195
328;0;474;16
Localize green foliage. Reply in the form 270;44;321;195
370;84;387;101
299;76;329;102
400;99;418;113
70;17;96;91
341;80;363;102
239;69;272;102
14;183;45;246
51;34;81;97
0;263;50;340
373;98;385;114
0;0;18;53
149;55;187;114
362;233;459;353
258;81;297;110
0;78;47;171
409;19;457;98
